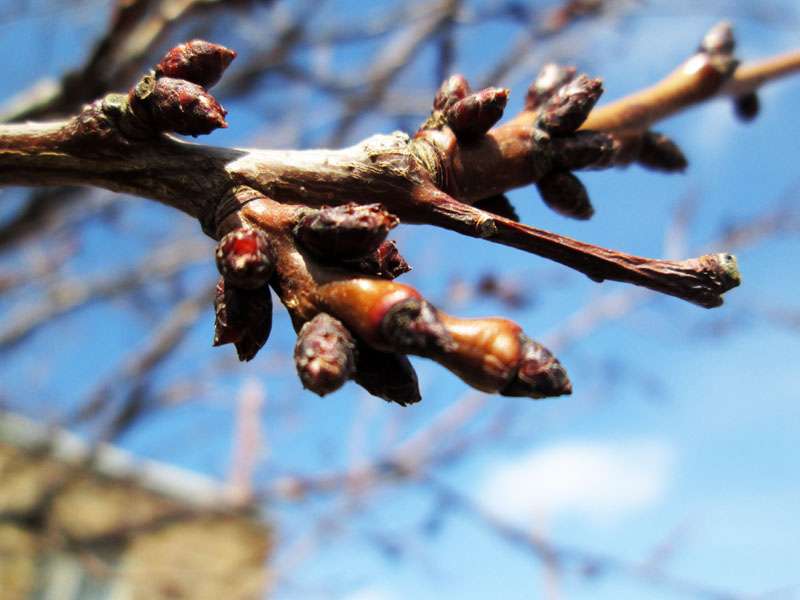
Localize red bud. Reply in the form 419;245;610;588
294;203;399;261
501;335;571;399
347;240;411;280
535;74;603;135
215;228;274;289
150;77;227;137
294;313;356;396
433;74;472;111
525;64;577;110
445;87;509;139
156;40;237;89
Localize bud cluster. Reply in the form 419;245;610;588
315;276;571;402
422;75;509;140
127;40;235;137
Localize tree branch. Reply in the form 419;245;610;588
1;24;796;401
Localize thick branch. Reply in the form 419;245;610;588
0;104;237;221
0;88;740;310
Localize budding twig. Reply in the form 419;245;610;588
412;184;740;308
4;27;797;402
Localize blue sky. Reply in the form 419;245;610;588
1;1;799;599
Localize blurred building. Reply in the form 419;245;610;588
0;412;271;600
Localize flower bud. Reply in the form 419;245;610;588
353;343;421;406
213;277;272;362
213;278;244;346
347;240;411;280
318;278;456;358
637;132;688;172
733;93;759;122
215;228;274;289
430;314;571;399
294;203;399;261
445;87;509;139
536;170;594;220
700;22;734;56
501;335;571;399
156;40;237;89
525;64;577;110
550;130;618;170
433;74;472;111
294;313;356;396
536;74;603;135
150;77;227;136
434;314;525;393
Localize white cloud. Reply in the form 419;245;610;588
477;439;675;526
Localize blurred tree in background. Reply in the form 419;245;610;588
1;1;799;599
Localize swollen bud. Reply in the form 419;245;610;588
536;170;594;220
213;278;272;362
156;40;237;89
346;240;411;280
501;335;571;399
550;130;618;170
733;93;759;122
637;132;688;172
700;22;735;56
353;343;421;406
294;203;399;261
213;278;244;347
525;64;577;110
294;313;356;396
445;87;509;139
215;228;274;289
150;77;227;136
433;74;472;111
536;74;603;135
